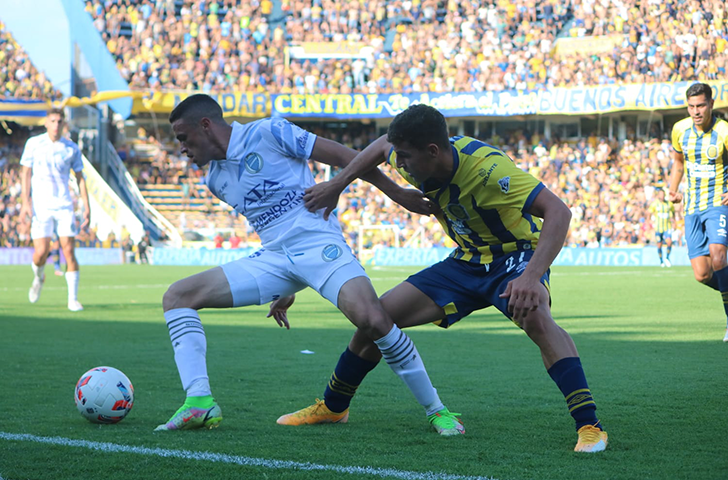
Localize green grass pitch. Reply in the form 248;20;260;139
0;264;725;480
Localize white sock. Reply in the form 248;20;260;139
164;308;212;397
66;270;80;302
32;263;45;280
374;325;444;416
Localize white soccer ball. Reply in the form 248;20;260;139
74;366;134;424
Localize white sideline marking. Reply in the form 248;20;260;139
0;432;498;480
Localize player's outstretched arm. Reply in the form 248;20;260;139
668;150;684;204
305;135;431;218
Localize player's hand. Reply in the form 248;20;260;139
394;189;441;216
267;294;295;329
19;203;32;225
721;192;728;206
80;208;91;231
499;274;543;322
304;181;344;220
668;191;682;204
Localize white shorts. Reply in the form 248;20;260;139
221;233;367;307
31;208;78;240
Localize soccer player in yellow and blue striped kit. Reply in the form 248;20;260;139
668;83;728;342
275;104;608;452
649;189;675;267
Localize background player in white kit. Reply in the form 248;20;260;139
155;94;463;436
19;108;90;311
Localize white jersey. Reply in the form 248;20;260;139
20;133;83;211
205;118;344;248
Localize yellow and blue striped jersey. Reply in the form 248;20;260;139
388;136;544;264
648;199;674;233
671;116;728;214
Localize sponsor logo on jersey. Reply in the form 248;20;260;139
297;131;310;154
478;163;498;187
244;153;264;173
243;179;284;211
498;176;510;194
449;218;473;235
249;191;304;231
322;244;342;262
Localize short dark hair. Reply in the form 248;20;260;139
169;94;225;125
387;104;450;151
47;107;65;119
686;83;712;101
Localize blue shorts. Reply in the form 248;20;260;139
405;250;551;328
685;207;728;259
655;231;671;244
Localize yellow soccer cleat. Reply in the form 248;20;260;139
574;424;608;452
276;399;349;425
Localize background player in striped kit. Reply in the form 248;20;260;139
649;189;675;267
668;83;728;342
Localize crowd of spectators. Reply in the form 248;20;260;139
84;0;726;94
0;22;63;101
0;119;689;252
331;125;684;250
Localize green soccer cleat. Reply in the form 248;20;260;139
427;407;465;436
154;400;222;431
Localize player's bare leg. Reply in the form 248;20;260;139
29;237;51;303
518;284;607;452
60;236;83;311
707;244;728;342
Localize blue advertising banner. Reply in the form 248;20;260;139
0;248;122;265
152;247;256;266
372;247;690;267
272;91;537;118
272;80;728;119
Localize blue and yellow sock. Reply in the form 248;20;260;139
711;266;728;325
666;244;672;261
324;348;379;413
548;357;601;431
657;246;663;263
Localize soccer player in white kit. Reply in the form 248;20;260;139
19;108;90;311
155;94;462;435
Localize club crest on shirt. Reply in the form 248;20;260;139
498;176;510;194
446;203;470;220
322;244;342;262
244;153;264;173
706;144;719;161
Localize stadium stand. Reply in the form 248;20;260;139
3;0;722;252
84;0;726;93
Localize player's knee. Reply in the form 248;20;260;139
353;305;392;339
163;281;197;311
710;256;727;272
521;314;549;338
694;270;712;284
